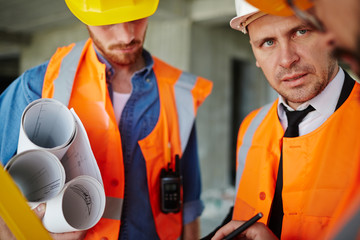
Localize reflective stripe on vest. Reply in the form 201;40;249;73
235;103;272;192
175;72;197;152
102;196;123;220
53;40;86;106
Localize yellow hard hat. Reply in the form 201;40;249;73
65;0;160;26
245;0;313;16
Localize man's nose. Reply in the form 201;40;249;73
279;43;300;69
112;22;135;44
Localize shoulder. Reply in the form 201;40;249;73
152;55;211;88
149;53;176;70
238;101;277;137
1;61;49;104
149;54;198;82
20;61;49;101
0;62;48;164
243;102;276;126
152;56;183;80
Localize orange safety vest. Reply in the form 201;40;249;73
42;39;212;240
325;185;360;239
233;82;360;239
321;153;360;240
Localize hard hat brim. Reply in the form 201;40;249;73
230;11;267;34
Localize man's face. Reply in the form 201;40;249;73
87;18;148;66
313;0;360;75
248;14;338;109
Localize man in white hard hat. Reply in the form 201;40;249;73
211;0;360;239
242;1;360;239
0;0;212;239
245;0;360;77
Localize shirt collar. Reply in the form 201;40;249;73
278;67;345;116
93;45;154;83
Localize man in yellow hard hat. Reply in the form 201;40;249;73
245;0;360;77
0;0;212;239
210;0;360;239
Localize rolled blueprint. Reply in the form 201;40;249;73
5;149;65;208
18;98;76;160
43;175;105;233
8;98;105;233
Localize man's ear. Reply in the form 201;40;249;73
256;61;260;68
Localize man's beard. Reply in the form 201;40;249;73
105;41;143;65
89;30;144;66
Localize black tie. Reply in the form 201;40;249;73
268;104;315;238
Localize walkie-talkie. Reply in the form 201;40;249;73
160;154;181;213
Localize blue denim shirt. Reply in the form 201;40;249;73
0;48;204;239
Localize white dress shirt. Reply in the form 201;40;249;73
277;67;345;136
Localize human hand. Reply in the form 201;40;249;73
0;215;16;240
34;203;88;240
211;220;278;240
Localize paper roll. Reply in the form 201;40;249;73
17;98;76;160
42;175;106;233
5;149;65;206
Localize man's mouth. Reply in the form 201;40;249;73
109;41;140;52
282;73;307;82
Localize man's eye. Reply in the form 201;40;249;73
264;40;274;47
297;29;308;35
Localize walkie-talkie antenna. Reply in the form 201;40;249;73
166;142;172;170
175;155;180;175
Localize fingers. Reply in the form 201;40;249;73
32;204;87;240
211;221;278;240
243;222;278;240
0;216;16;240
50;230;87;240
211;220;244;240
33;203;46;219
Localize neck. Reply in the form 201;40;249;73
287;101;301;110
110;55;146;94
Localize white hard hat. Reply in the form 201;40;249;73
230;0;267;34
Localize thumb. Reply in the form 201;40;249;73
33;203;46;219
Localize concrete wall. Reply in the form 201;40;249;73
146;18;192;71
20;22;87;72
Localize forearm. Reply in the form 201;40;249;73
182;217;200;240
